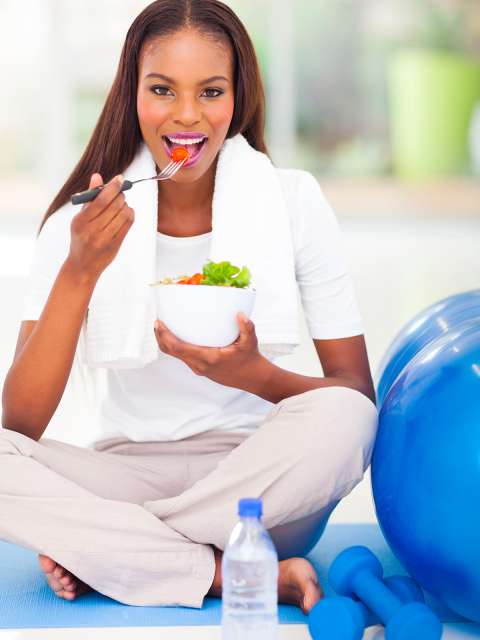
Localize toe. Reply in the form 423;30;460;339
53;565;66;579
38;554;56;574
47;574;63;593
60;576;78;592
302;577;323;613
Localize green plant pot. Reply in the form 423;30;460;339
389;48;480;178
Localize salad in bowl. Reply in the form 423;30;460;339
150;260;256;347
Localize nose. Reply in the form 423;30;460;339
173;94;201;128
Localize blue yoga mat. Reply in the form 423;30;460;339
0;523;465;629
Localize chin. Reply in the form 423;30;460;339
170;171;202;183
173;153;219;182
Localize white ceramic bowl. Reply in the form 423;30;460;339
152;284;256;347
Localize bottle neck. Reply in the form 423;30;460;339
240;515;262;527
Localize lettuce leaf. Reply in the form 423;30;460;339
201;260;251;288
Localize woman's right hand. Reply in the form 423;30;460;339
67;173;135;282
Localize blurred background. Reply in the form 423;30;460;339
1;0;479;522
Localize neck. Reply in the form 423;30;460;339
157;158;217;218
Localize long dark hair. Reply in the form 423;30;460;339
39;0;268;233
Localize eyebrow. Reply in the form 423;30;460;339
145;72;229;84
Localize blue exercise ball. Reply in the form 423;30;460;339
376;289;480;407
372;319;480;623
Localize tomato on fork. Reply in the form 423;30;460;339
171;147;190;163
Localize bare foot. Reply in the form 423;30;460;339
38;554;93;601
277;557;323;613
208;549;323;614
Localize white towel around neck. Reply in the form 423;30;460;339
80;134;300;369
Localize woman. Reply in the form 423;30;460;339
1;0;377;613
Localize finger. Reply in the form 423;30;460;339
79;173;103;214
236;312;254;340
82;174;125;222
154;321;177;354
237;312;249;324
111;210;135;242
90;173;103;189
154;321;221;367
97;200;131;234
154;321;192;358
155;329;183;357
89;191;126;232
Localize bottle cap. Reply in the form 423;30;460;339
238;498;262;518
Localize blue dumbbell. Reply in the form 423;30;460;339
328;546;442;640
308;575;424;640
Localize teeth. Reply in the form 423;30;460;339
167;136;206;145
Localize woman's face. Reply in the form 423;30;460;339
137;28;235;183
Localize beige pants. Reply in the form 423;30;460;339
0;386;377;608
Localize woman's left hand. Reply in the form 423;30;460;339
154;312;268;389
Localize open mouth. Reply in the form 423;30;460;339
162;135;208;167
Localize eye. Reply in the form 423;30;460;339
151;85;173;96
202;88;224;98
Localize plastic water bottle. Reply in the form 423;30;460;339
221;498;279;640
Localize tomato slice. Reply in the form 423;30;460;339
175;273;204;285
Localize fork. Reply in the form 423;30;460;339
71;156;188;205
